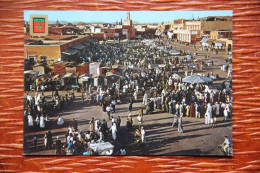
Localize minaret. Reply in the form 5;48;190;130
126;12;130;20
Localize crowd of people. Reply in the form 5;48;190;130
24;37;232;155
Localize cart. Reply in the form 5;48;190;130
88;142;114;155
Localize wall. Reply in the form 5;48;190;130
25;45;61;61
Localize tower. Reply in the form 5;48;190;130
126;12;130;20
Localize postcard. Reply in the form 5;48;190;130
23;10;233;156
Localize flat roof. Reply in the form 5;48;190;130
25;35;89;46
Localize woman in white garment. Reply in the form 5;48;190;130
178;117;183;133
137;114;143;129
207;103;212;125
143;93;148;106
39;114;45;129
141;126;146;143
28;114;34;129
28;114;33;130
94;119;101;135
57;115;64;126
44;132;47;149
224;108;229;121
110;122;117;141
133;90;138;102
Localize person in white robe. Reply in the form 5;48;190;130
206;103;212;125
133;90;138;101
39;115;45;129
141;126;146;143
224;108;229;121
110;123;117;141
28;114;34;127
137;114;143;129
35;115;40;126
215;102;220;116
57;115;64;126
143;93;148;106
68;126;73;134
94;119;100;134
178;117;183;133
44;132;47;148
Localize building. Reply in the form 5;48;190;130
210;30;232;40
201;20;232;35
90;13;136;40
176;29;200;44
24;35;90;66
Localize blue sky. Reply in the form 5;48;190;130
24;11;232;23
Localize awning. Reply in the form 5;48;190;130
52;74;63;80
158;64;166;68
112;64;125;69
200;37;210;43
183;75;213;84
92;73;105;78
214;42;223;47
72;44;86;50
24;70;39;75
101;66;112;69
106;72;121;77
62;73;77;78
62;49;78;56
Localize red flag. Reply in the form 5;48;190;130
33;18;45;33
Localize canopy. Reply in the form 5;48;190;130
92;73;105;78
89;142;114;152
72;44;86;50
62;73;77;79
183;75;213;84
214;42;223;47
172;73;180;79
169;49;181;55
187;55;193;59
200;37;210;43
52;74;63;80
24;70;39;75
158;64;166;68
106;72;121;77
62;49;78;56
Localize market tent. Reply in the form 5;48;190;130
112;64;125;69
52;74;63;81
187;55;193;59
158;64;166;68
79;73;91;82
24;70;39;75
172;73;181;79
106;72;121;77
183;75;213;84
62;73;77;79
214;42;223;47
62;49;78;56
92;73;105;78
72;44;86;50
201;37;210;43
169;49;181;55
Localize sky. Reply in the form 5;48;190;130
24;11;232;24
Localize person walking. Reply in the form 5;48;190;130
110;122;117;141
178;117;183;133
172;114;178;128
106;105;111;119
141;126;146;144
137;114;143;129
89;118;94;132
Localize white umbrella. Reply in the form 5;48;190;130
183;75;213;84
